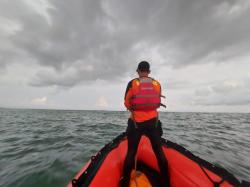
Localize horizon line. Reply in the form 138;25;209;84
0;106;249;114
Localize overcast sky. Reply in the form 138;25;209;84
0;0;250;113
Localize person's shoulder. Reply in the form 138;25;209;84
127;78;139;87
150;77;161;86
125;78;138;97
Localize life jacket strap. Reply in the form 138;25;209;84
160;103;166;108
132;94;160;98
132;103;160;109
161;95;166;98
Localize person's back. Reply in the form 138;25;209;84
121;61;170;187
124;76;161;122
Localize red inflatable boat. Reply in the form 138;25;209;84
68;133;248;187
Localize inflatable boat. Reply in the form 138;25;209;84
68;133;249;187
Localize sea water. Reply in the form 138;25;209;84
0;108;249;186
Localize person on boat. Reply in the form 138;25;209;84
120;61;170;187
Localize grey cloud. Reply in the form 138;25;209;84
106;0;250;64
163;79;192;90
195;88;212;97
194;78;250;106
1;0;250;87
211;83;241;94
195;94;250;106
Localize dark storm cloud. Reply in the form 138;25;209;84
1;0;250;87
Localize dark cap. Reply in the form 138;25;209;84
137;61;150;72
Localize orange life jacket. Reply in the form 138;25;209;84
130;78;161;111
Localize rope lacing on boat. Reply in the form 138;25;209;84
199;164;225;187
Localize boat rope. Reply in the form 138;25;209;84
198;114;225;187
199;164;224;187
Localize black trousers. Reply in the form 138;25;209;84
121;118;170;187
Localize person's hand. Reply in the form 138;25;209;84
126;107;133;112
